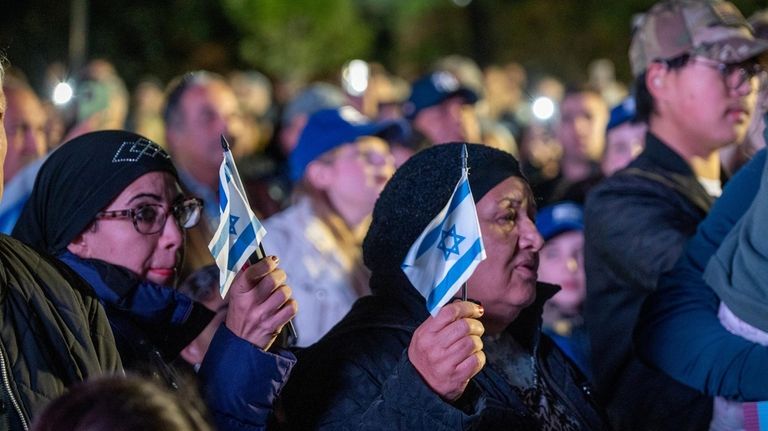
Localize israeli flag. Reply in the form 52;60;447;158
208;137;267;297
402;145;486;316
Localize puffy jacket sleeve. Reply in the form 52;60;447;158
635;149;768;401
198;324;296;430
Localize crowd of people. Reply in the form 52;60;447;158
0;0;768;430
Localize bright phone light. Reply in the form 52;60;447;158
52;82;74;105
532;97;555;121
342;59;369;97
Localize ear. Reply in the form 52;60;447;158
66;232;91;258
180;340;204;366
305;160;334;190
645;62;668;101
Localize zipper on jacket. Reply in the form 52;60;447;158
0;347;28;430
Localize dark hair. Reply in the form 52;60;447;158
633;73;653;124
562;83;602;101
31;375;211;431
163;71;226;129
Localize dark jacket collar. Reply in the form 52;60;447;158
58;251;213;362
636;132;696;176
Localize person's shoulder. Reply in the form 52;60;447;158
587;161;680;205
0;234;42;266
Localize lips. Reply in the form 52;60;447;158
149;267;176;283
514;255;539;278
726;104;750;122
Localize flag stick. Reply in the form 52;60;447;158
461;144;469;303
221;136;298;346
248;245;298;346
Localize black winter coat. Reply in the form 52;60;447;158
280;272;609;430
583;133;714;431
0;235;121;430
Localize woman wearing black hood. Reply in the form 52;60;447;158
13;130;297;431
280;142;608;430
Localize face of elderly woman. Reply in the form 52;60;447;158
466;176;544;334
68;172;184;286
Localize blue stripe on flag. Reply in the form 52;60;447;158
210;229;227;257
227;222;256;270
426;237;483;311
415;179;471;259
447;178;471;214
218;174;229;212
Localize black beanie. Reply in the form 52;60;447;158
363;142;524;278
13;130;179;255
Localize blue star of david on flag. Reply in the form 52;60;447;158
208;138;267;297
402;144;486;316
229;215;239;235
436;225;465;260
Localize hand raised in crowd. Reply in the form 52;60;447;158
407;301;486;402
225;255;297;351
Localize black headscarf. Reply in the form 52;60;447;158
13;130;179;255
363;142;525;285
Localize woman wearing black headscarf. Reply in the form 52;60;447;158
279;143;609;430
14;130;297;431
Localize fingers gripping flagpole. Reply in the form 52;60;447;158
210;136;297;346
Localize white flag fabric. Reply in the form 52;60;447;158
208;143;267;298
401;159;486;316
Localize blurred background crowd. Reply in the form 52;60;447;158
1;1;768;430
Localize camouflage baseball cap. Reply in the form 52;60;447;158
630;0;768;77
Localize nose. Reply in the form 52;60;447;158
566;257;579;273
159;211;184;252
573;116;592;137
519;216;544;252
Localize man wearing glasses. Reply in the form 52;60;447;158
583;1;768;430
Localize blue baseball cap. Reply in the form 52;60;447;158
402;71;478;120
606;96;637;131
289;106;409;182
536;201;584;241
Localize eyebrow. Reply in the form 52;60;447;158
498;197;523;209
127;193;164;204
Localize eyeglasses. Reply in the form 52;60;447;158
95;197;203;235
689;57;766;90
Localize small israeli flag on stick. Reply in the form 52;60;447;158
208;136;268;297
402;144;487;316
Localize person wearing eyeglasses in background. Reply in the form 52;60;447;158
13;130;298;431
583;1;768;430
